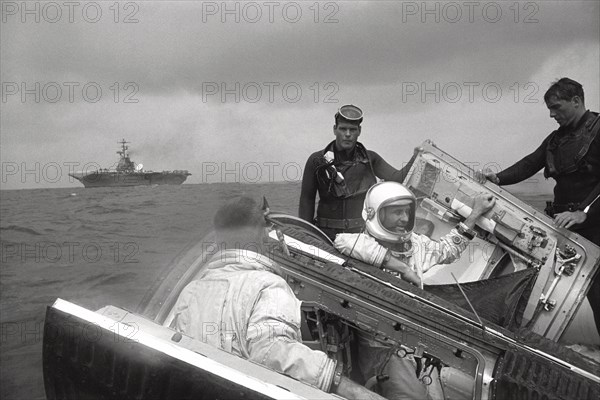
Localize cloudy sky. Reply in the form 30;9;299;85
1;0;598;189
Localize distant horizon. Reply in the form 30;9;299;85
0;171;553;193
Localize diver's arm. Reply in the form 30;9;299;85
494;138;548;185
578;136;600;218
299;154;318;222
369;150;417;183
555;182;600;228
578;181;600;217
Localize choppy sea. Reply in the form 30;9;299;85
0;180;551;400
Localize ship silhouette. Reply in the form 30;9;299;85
70;139;191;188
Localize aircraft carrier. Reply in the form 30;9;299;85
69;139;191;188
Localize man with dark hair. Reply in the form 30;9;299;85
481;77;600;334
543;77;585;105
299;104;416;240
172;197;385;400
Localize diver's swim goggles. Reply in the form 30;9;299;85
336;104;363;122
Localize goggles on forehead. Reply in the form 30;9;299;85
336;104;363;122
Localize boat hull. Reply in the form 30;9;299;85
43;299;334;400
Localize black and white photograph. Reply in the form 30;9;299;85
1;1;599;399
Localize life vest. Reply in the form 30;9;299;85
545;112;600;178
315;141;377;199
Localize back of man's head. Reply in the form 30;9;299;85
214;196;264;230
213;196;266;251
544;77;585;104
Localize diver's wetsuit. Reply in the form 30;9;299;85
299;141;415;240
496;110;600;334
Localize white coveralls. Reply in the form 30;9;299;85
172;249;336;392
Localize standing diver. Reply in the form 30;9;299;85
299;104;416;240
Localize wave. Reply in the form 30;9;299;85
0;225;42;236
84;206;132;215
90;272;139;288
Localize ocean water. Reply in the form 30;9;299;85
0;180;551;400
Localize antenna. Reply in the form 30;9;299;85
451;272;485;328
118;139;130;155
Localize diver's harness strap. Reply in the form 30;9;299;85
316;216;365;230
545;112;600;178
315;141;377;200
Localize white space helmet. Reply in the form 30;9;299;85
362;182;416;243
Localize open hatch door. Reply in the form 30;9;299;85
403;140;600;342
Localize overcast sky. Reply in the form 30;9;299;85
1;0;599;189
